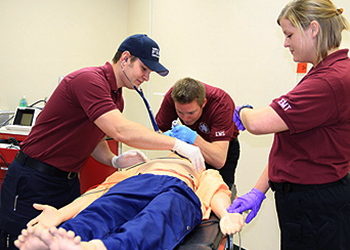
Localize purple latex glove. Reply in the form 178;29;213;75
233;106;245;131
233;105;253;131
171;125;197;144
227;188;266;224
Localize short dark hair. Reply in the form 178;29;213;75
112;51;138;64
171;77;206;106
112;50;123;63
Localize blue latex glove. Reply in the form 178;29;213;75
171;125;197;144
233;105;253;131
226;188;266;224
163;130;174;137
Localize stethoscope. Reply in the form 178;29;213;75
121;59;160;133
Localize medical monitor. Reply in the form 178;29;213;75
13;107;40;126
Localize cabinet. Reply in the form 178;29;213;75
0;132;119;194
0;146;18;191
79;139;119;193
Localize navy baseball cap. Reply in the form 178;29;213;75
118;34;169;77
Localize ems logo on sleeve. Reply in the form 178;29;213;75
215;131;226;137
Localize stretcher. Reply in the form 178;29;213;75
176;213;224;250
176;185;238;250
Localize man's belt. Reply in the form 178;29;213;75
16;151;78;179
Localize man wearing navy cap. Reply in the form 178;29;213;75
0;34;205;250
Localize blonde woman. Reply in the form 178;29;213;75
229;0;350;249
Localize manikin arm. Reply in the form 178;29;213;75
210;190;244;235
26;184;109;229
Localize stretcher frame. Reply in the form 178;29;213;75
176;185;237;250
175;213;224;250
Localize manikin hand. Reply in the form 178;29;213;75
227;188;266;224
111;150;147;169
219;213;245;235
26;204;63;229
172;139;205;172
170;125;197;144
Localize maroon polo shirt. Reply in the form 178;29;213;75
21;62;123;172
269;49;350;184
156;82;239;142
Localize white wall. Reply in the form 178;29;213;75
0;0;128;110
1;1;350;249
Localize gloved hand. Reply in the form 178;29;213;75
163;130;174;137
111;150;148;169
233;105;253;131
171;125;197;144
226;188;266;224
172;139;205;172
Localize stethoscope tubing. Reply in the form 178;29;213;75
121;62;160;133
